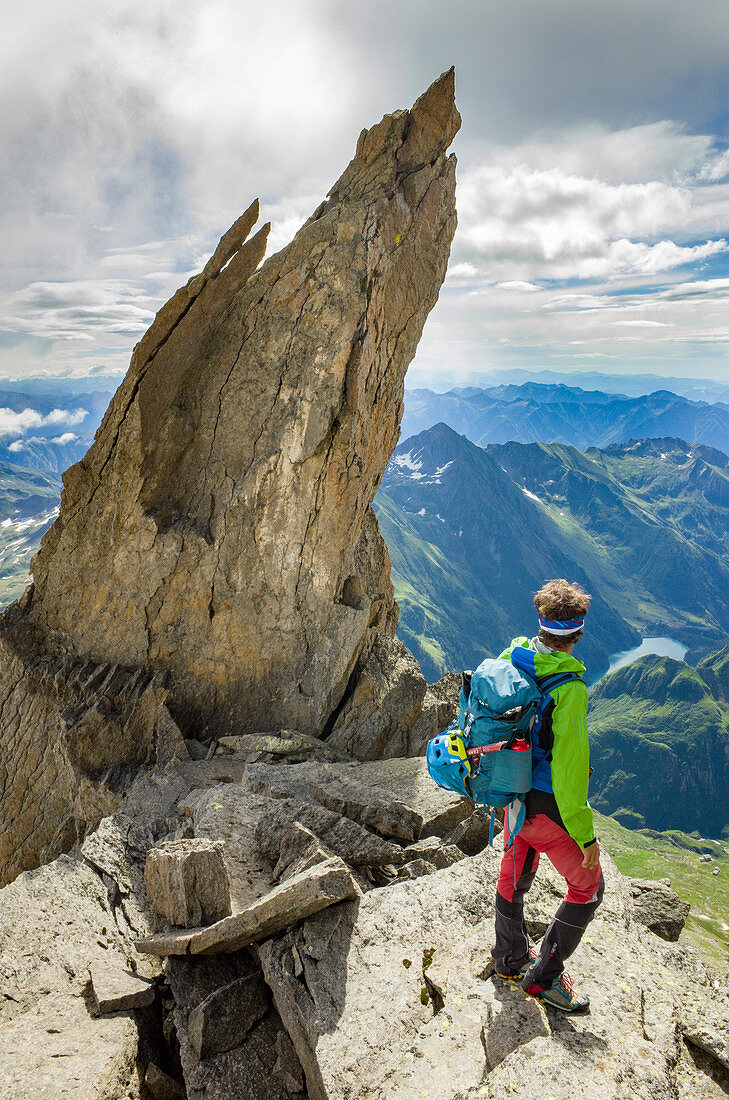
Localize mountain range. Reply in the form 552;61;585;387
402;383;729;453
0;386;114;474
409;368;729;402
375;424;729;682
0;385;115;604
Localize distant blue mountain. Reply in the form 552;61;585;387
407;369;729;402
0;385;116;474
401;383;729;454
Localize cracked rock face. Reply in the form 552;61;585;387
25;70;460;739
0;623;173;887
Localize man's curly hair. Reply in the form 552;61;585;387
534;578;591;650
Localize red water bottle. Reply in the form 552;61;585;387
512;736;530;752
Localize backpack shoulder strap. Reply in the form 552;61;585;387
535;671;582;696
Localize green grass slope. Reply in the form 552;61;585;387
596;812;729;965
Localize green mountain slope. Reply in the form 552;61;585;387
375;423;638;682
492;437;729;652
588;649;729;837
375;427;729;682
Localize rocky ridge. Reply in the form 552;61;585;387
1;740;728;1099
26;72;460;744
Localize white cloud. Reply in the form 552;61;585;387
0;277;162;345
611;320;672;328
698;148;729;182
446;262;480;282
474;122;717;186
454;159;729;282
410;266;729;385
0;407;87;438
495;281;541;292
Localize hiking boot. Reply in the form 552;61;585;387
523;970;590;1012
495;946;538;982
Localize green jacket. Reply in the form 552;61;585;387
499;636;596;849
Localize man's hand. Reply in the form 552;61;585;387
582;840;600;869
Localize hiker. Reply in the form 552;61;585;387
492;578;603;1011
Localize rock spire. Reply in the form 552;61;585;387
26;70;460;738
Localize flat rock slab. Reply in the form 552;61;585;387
247;756;469;841
90;963;155;1014
309;776;423;842
136;857;360;956
345;759;469;839
217;731;352;763
253;795;406;868
382;979;549;1098
145;837;232;927
0;991;142;1100
258;847;729;1100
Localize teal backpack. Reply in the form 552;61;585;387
426;655;578;845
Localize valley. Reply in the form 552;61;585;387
604;636;688;679
376;424;729;682
595;812;729;965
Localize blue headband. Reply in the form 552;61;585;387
538;614;585;636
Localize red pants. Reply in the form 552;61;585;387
492;812;604;985
498;813;602;905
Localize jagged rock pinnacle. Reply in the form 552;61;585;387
26;71;460;737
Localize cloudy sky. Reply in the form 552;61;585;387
2;0;729;387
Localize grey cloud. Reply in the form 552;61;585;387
342;0;729;142
3;0;729;382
